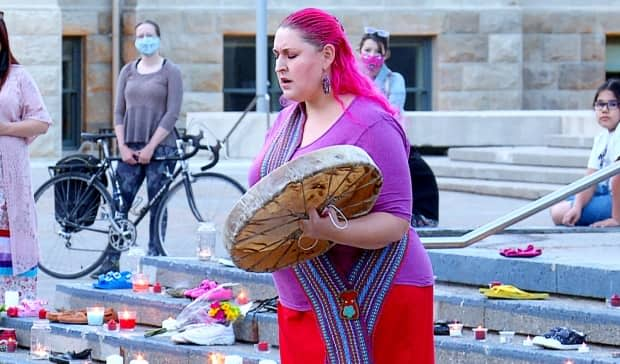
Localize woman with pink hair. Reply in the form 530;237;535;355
248;8;434;363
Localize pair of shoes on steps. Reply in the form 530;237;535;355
171;323;235;346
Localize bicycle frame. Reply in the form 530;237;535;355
87;134;209;238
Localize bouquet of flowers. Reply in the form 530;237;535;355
208;300;241;325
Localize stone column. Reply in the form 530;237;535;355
2;0;62;158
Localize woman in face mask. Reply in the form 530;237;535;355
93;19;183;276
358;27;407;114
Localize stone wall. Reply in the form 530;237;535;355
2;1;62;158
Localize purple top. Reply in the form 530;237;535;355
114;59;183;147
249;97;434;311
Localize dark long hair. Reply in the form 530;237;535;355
0;12;20;90
593;78;620;105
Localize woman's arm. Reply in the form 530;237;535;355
0;119;49;138
301;209;409;249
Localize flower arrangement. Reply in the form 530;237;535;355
208;300;241;325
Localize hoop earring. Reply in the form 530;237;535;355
322;74;331;95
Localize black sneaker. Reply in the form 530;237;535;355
433;321;450;336
89;256;120;279
532;327;586;350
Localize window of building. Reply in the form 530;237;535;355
62;36;83;149
606;36;620;80
387;37;432;111
223;36;281;111
223;35;432;111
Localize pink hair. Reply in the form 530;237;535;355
280;8;396;116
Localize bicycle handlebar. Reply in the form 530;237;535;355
80;131;222;169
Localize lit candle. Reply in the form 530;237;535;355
577;342;590;353
106;354;123;364
564;361;574;364
129;354;149;364
132;273;149;293
448;322;463;337
198;248;212;261
31;343;49;359
4;291;18;307
119;311;137;331
6;338;16;353
473;326;487;341
523;335;533;346
208;353;225;364
236;290;250;305
161;317;178;331
86;307;105;326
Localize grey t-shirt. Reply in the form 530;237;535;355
114;59;183;147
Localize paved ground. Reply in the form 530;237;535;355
28;157;605;306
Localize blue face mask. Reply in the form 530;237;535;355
135;36;160;56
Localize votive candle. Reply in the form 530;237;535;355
473;326;487;341
236;290;249;305
4;291;18;307
119;311;137;330
86;307;105;326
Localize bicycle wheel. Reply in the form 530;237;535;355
154;172;246;257
34;172;112;278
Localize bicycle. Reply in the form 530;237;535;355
34;130;246;279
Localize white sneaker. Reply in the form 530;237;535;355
178;323;235;346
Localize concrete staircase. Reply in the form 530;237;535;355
427;135;595;200
2;232;619;364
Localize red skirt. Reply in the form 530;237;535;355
277;284;435;364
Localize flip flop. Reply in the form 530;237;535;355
92;271;133;289
479;285;549;300
500;244;542;258
184;279;219;299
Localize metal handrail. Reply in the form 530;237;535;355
421;161;620;249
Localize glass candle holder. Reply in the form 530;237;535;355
499;331;515;344
30;319;51;360
448;323;463;337
119;311;137;331
4;291;18;307
87;307;105;326
473;326;488;341
132;273;149;293
196;222;216;261
6;338;16;353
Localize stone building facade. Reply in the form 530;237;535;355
1;0;619;156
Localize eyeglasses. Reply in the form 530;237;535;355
594;100;619;110
364;26;389;38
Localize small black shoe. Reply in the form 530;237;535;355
433;321;450;336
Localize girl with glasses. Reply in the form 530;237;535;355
550;79;620;227
0;11;52;303
254;8;434;363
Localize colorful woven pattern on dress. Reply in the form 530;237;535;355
294;234;408;364
260;105;304;178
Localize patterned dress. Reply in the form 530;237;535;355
0;64;52;304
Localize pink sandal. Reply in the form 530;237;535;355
500;244;542;258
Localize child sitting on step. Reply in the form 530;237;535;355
550;79;620;227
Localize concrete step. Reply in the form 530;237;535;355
0;349;46;364
545;134;594;149
436;177;561;200
435;283;620;346
429;234;620;300
427;156;583;185
1;316;280;364
53;283;274;345
448;146;589;168
142;257;277;302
